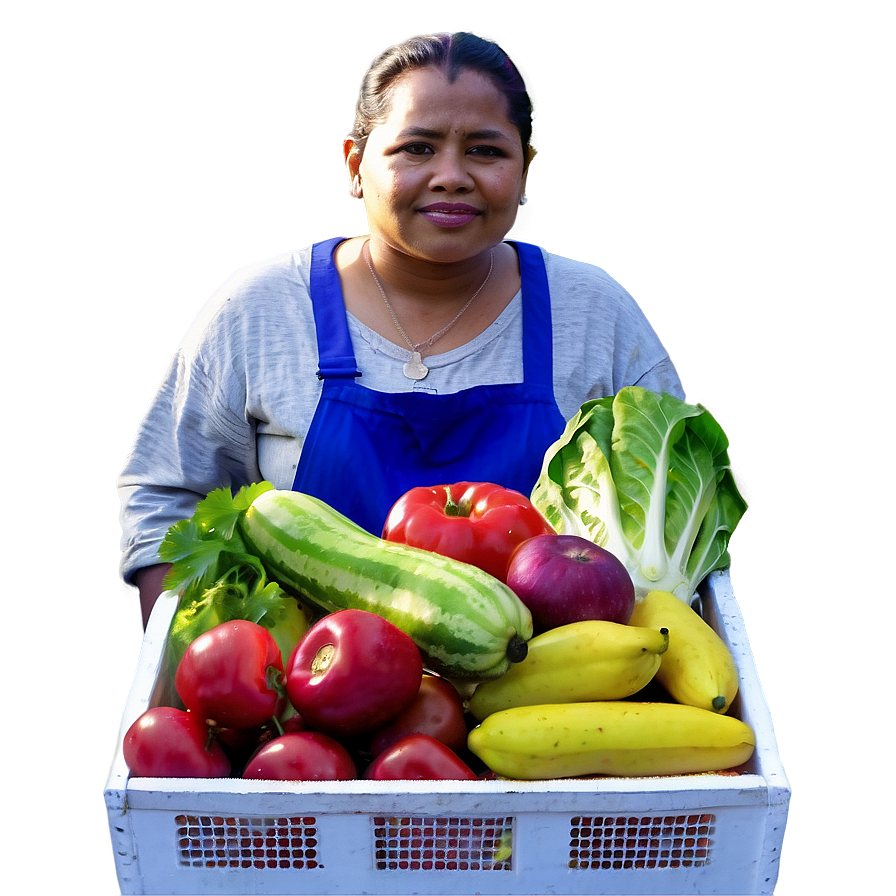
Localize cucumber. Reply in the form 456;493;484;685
238;489;533;680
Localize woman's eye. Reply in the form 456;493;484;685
402;143;433;156
468;145;505;158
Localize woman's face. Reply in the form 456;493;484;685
349;66;529;265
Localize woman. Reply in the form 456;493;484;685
120;32;683;626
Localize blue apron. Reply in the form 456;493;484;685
291;237;566;535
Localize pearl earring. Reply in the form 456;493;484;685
519;195;528;206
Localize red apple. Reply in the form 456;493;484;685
506;534;635;631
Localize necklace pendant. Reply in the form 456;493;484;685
403;351;429;381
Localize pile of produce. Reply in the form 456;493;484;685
125;607;477;781
123;387;755;783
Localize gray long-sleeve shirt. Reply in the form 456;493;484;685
118;242;683;582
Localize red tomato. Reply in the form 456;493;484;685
175;620;286;729
215;715;305;770
123;706;230;778
242;731;356;781
370;674;468;756
215;722;274;768
286;609;423;738
363;733;478;781
382;482;555;582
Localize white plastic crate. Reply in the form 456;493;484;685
105;570;790;895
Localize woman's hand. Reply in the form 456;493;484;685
135;563;172;629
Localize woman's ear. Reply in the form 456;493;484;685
524;144;537;172
344;139;363;198
519;161;531;206
516;145;535;205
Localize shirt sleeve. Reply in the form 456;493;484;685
117;343;262;583
117;249;325;584
544;250;685;418
629;357;685;398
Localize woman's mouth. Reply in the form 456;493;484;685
418;203;482;228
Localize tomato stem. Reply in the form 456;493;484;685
204;724;219;753
443;494;462;516
266;663;287;698
310;644;336;675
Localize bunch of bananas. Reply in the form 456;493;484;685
466;590;754;780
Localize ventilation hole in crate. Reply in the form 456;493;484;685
568;813;715;870
372;815;513;871
174;814;320;869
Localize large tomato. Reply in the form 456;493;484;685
364;734;478;781
370;674;468;756
286;609;423;738
123;706;230;778
175;620;286;729
242;731;356;781
382;482;555;582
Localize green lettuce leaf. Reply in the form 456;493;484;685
531;387;747;602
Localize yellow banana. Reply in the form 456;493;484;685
467;701;755;779
468;620;668;720
629;589;739;713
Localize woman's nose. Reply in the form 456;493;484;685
428;150;474;192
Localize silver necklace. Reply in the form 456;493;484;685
363;241;495;380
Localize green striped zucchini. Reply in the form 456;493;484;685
238;489;533;680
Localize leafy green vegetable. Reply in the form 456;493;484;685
531;387;747;602
160;481;275;594
158;481;310;684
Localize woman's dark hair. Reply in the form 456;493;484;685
349;32;533;160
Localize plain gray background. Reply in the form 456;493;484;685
4;2;892;893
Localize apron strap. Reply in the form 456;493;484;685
511;241;554;388
310;238;552;384
310;237;362;380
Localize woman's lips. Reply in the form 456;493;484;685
418;203;482;228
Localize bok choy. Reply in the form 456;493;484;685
531;387;747;603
